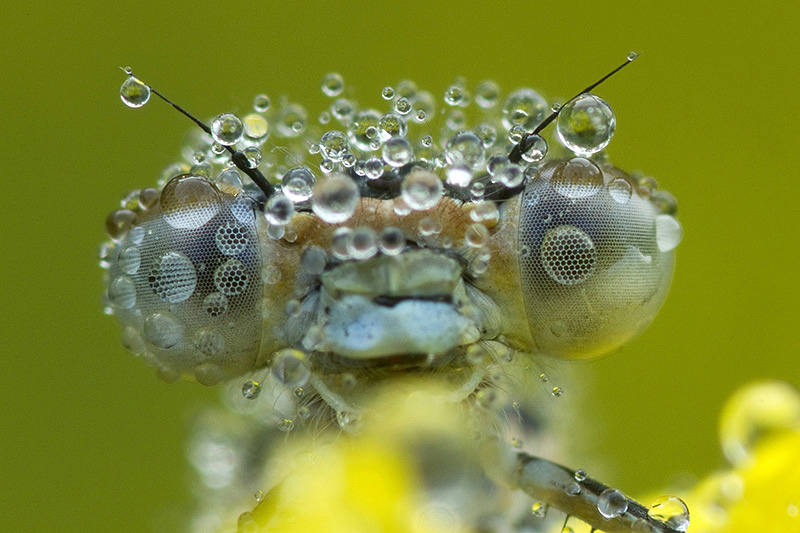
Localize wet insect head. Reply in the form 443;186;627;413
103;55;687;532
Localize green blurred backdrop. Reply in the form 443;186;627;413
2;1;798;531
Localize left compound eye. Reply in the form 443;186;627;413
103;174;264;384
515;157;682;360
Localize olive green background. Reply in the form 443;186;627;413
2;1;798;531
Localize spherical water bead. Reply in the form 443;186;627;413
474;80;500;109
447;165;472;188
531;502;548;518
444;85;466;106
149;251;198;303
474;124;497;148
417;216;441;236
253;94;270;112
241;146;262;168
120;76;150;108
381;86;395;100
378;113;407;140
194;363;224;386
321;72;344;97
203;292;229;317
331;98;354;121
597;489;628;519
379;227;405;255
573;469;587;482
469;201;499;225
401;170;443;210
342;153;356;168
349;110;381;151
647;496;690;532
271;348;310;387
138;188;160;209
194;329;225;356
277;418;295;432
495;164;524;188
608;178;633;204
312;174;360;223
445;131;485;168
556;93;616;156
161;175;223;229
105;209;137;240
211;113;244;146
551;157;603;199
143;311;184;349
214;259;249;296
520;134;548;163
242;113;269;142
394;97;412;115
651;190;678;215
551;386;564;397
415;109;426;122
331;227;353;260
502;89;548;130
266;194;295;226
276;103;307;137
719;381;800;466
382;137;414;167
120;246;141;274
655;215;683;252
364;157;384;180
215;168;243;195
320;130;349;162
347;227;378;260
319;158;334;174
300;246;327;275
108;276;137;309
465;224;490;248
281;166;316;202
241;380;261;400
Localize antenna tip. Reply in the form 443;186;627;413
119;66;134;76
627;51;639;62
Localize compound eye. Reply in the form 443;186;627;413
516;157;681;360
104;174;264;384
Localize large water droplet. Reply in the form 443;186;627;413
265;194;295;226
215;223;250;256
597;488;628;519
382;136;413;167
210;113;244;146
214;259;248;296
194;329;225;356
160;175;223;229
203;292;229;317
608;178;633;204
281;166;316;202
401;170;443;211
242;380;261;399
120;76;150;108
320;130;349;162
557;93;616;156
349;110;381;151
348;227;378;260
108;276;137;309
321;72;344;97
445;131;485;168
105;209;137;240
143;311;184;349
520;134;548;163
647;495;690;532
271;348;310;387
475;80;500;108
312;174;360;223
551;157;603;199
149;251;197;303
655;215;683;252
502;89;547;130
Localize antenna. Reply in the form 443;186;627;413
119;68;276;198
508;53;638;164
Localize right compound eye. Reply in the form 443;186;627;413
515;157;682;360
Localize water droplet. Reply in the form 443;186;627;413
474;124;497;148
242;113;269;143
279;166;315;203
551;386;564;397
149;251;197;303
444;85;466;106
348;227;378;260
469;201;499;224
143;311;184;349
242;380;262;399
394;97;412;115
574;469;587;482
647;495;690;532
608;178;633;204
121;326;146;355
502;89;547;130
120;246;141;275
271;348;310;387
379;227;405;255
194;329;225;355
381;86;395;100
214;259;249;296
210;113;244;146
447;165;472;187
321;72;344;97
331;98;354;121
445;131;485;168
465;223;490;248
105;209;137;240
597;488;628;518
541;226;596;285
651;190;678;215
551;157;603;199
253;94;270;112
301;246;327;275
415;109;426;122
531;502;548;518
161;175;223;229
265;194;295;226
401;170;443;210
520;134;548;163
563;482;581;496
538;373;549;382
203;292;229;317
475;80;500;108
331;227;353;260
241;146;261;168
557;93;616;156
382;136;413;167
312;174;360;223
120;76;150;108
627;51;639;61
508;125;526;144
254;490;265;502
655;215;683;252
108;276;137;309
363;157;384;180
320;130;349;162
379;113;407;140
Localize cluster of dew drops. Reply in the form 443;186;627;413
118;65;621;236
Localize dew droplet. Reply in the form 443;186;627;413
364;157;385;180
108;276;137;309
194;329;225;355
608;178;633;204
647;495;690;532
120;246;141;275
444;85;466;106
210;113;244;146
242;113;269;142
265;194;295;226
597;488;628;519
149;251;197;303
551;157;603;199
242;380;261;400
195;363;224;386
105;209;137;240
465;223;490;248
378;113;407;140
447;165;472;187
120;76;150;108
349;110;381;150
348;227;378;260
445;131;485;168
379;227;405;255
655;215;683;252
557;93;616;156
271;348;310;387
311;174;360;223
300;246;327;275
574;469;587;482
382;136;413;167
381;86;395;100
531;502;548;518
203;292;229;317
253;94;270;112
214;259;248;296
552;386;564;397
143;311;184;349
502;89;547;130
321;72;344;97
160;175;223;230
401;170;443;210
394;97;412;115
520;134;548;163
320;130;350;162
474;80;500;108
564;482;581;496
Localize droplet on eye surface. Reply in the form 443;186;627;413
214;259;249;296
108;275;137;309
655;214;683;252
120;75;150;108
143;311;184;349
320;130;349;162
149;251;197;303
557;93;616;156
540;226;597;286
160;175;223;230
551;157;603;199
608;177;633;204
271;348;310;388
